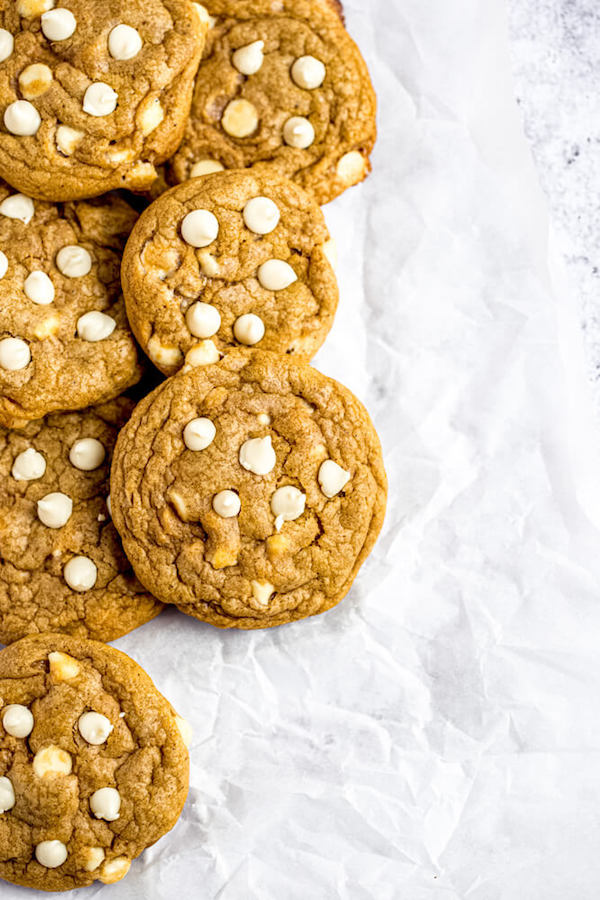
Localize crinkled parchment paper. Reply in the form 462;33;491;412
6;1;600;897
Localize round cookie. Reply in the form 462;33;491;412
0;632;190;891
110;350;387;629
0;0;205;201
122;170;339;376
0;182;142;428
169;0;377;205
0;398;163;645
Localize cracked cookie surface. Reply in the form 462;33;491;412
0;398;163;645
0;182;142;428
0;0;205;201
169;0;376;205
0;632;189;891
111;350;387;629
122;169;339;376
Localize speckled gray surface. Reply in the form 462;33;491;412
509;0;600;406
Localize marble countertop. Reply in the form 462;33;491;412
509;0;600;412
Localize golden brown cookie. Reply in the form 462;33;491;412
122;170;339;376
0;182;142;429
0;632;190;891
0;398;163;645
111;350;387;629
169;1;376;205
0;0;205;201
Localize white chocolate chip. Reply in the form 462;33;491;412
147;335;183;368
198;249;220;276
2;704;34;738
83;83;117;117
0;29;14;64
184;339;219;367
233;313;264;346
4;100;41;136
0;337;30;371
257;413;271;425
56;124;83;156
48;651;80;681
243;196;280;235
271;485;306;530
12;447;45;481
78;711;113;745
83;847;105;873
257;259;297;291
37;492;72;528
239;436;276;475
99;857;131;885
34;314;59;339
322;237;337;270
24;270;54;305
181;209;219;247
336;150;367;185
318;459;350;498
108;24;142;60
69;438;105;470
41;8;75;40
190;159;224;178
139;97;164;135
106;495;112;517
251;579;274;606
18;63;53;100
63;556;97;591
35;840;67;869
194;4;216;28
0;251;7;279
232;40;264;76
0;776;15;813
16;0;54;16
283;116;314;149
221;99;258;138
183;417;216;451
185;301;221;338
56;245;91;277
0;193;34;223
33;745;72;777
212;490;241;518
175;715;192;748
90;787;121;821
291;55;326;90
77;311;115;342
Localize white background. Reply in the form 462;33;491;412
8;1;600;897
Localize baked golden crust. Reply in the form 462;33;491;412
0;633;189;892
111;350;387;629
170;0;376;204
0;398;163;645
0;183;142;428
122;170;339;375
0;0;205;200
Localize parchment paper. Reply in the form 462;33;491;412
8;1;600;897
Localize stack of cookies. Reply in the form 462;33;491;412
0;0;387;891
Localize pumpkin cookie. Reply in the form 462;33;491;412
0;632;190;891
110;350;387;629
169;0;376;204
0;397;163;645
0;183;142;429
0;0;205;201
122;170;338;375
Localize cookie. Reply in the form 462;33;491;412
0;0;205;201
0;182;142;429
0;398;163;645
110;350;387;629
169;0;376;205
0;632;190;891
122;169;339;376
